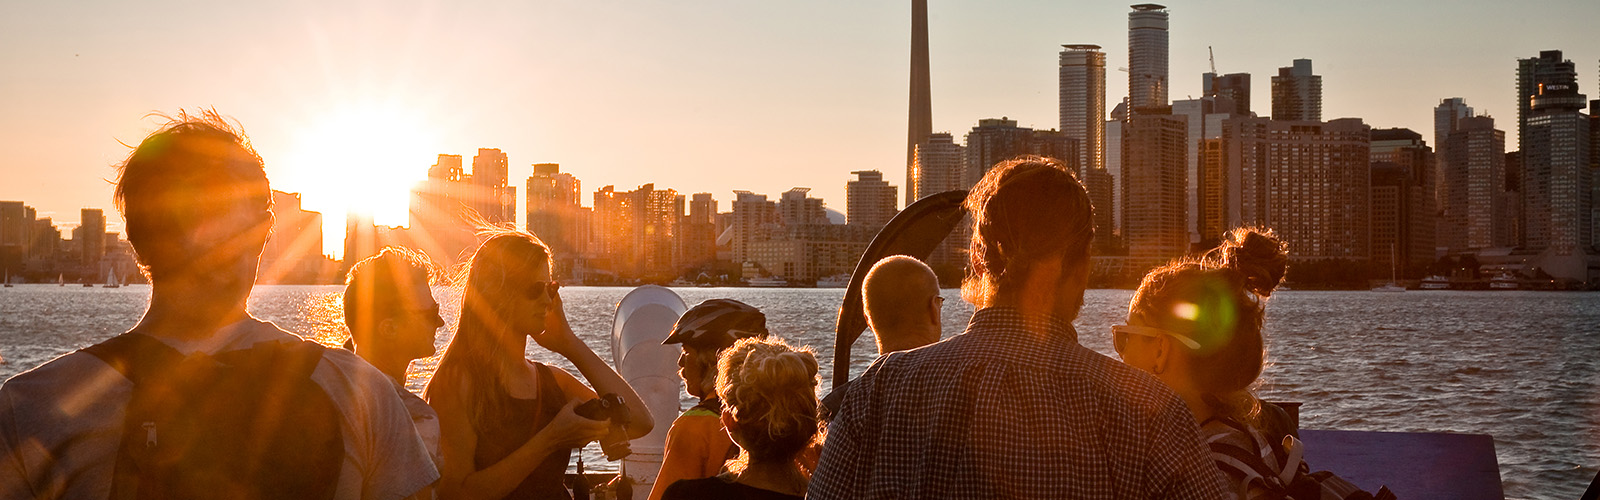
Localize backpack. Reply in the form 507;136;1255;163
1205;417;1396;500
82;332;345;500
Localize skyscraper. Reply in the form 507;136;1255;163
1441;116;1509;252
1271;59;1322;121
1127;4;1169;111
1121;109;1188;257
730;191;779;266
1434;98;1474;157
1521;78;1590;253
846;170;897;230
526;163;586;267
1203;72;1251;117
679;193;719;272
1517;51;1577;151
470;148;515;224
1060;44;1106;178
1224;117;1371;260
962;117;1034;188
1369;128;1436;274
907;0;933;181
1173;97;1235;245
261;191;325;284
78;208;105;270
909;132;964;204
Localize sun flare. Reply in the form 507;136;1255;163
279;106;440;228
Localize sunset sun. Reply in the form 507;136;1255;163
278;105;440;231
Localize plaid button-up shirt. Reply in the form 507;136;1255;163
809;307;1228;499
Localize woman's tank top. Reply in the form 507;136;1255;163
471;362;573;499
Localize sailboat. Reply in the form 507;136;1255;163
3;270;12;288
1372;244;1405;292
102;269;121;289
57;273;65;287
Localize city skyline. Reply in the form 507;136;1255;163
2;1;1597;258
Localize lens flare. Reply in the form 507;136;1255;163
1172;302;1199;321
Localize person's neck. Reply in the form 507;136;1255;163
733;460;807;496
134;280;251;342
358;347;410;385
1167;380;1216;423
878;327;938;354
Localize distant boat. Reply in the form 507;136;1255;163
1420;275;1450;290
1371;244;1405;292
1490;273;1518;290
747;276;789;288
3;270;12;288
57;274;64;287
666;278;694;288
815;274;849;288
103;269;121;289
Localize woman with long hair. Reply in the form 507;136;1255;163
1113;227;1299;499
661;337;821;500
426;230;653;500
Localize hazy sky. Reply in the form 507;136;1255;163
2;0;1597;258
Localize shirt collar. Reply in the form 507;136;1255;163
967;306;1079;343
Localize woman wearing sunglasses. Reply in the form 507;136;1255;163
426;230;654;500
1112;227;1297;500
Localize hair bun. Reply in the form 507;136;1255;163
1218;227;1288;297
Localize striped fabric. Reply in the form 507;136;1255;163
1202;418;1293;500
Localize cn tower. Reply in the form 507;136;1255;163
906;0;932;206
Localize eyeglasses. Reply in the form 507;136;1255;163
527;281;554;298
1111;324;1201;350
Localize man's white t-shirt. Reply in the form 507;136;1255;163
0;318;440;500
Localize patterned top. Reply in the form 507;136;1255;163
809;307;1228;499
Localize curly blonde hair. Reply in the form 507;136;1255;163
715;337;821;470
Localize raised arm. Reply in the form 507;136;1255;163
532;286;656;440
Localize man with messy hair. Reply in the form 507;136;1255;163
0;111;438;499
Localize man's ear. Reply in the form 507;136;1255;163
1152;337;1172;375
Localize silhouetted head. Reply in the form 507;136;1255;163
961;156;1095;317
114;110;272;294
664;299;769;399
425;229;553;416
716;337;821;477
1115;227;1288;420
344;246;443;374
863;255;941;354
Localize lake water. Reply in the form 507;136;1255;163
1;285;1595;499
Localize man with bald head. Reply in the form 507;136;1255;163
820;255;943;419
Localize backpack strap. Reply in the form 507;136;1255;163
1204;417;1291;496
81;333;187;383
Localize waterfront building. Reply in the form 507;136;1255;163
846;170;897;231
779;188;828;228
1441;116;1510;253
679;193;719;274
962;117;1034;188
260;190;327;284
1435;98;1475;160
1127;4;1169;111
1060;44;1107;183
1517;51;1578;151
1197;137;1227;245
76;208;105;271
1173;97;1235;246
592;184;683;280
1369;129;1436;274
1271;59;1322;122
1106;104;1127;241
1521;80;1591;254
1121;108;1188;258
408;153;496;266
468;148;516;225
730;191;779;267
526;163;589;278
1204;72;1251;117
908;132;964;204
1223;117;1371;261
